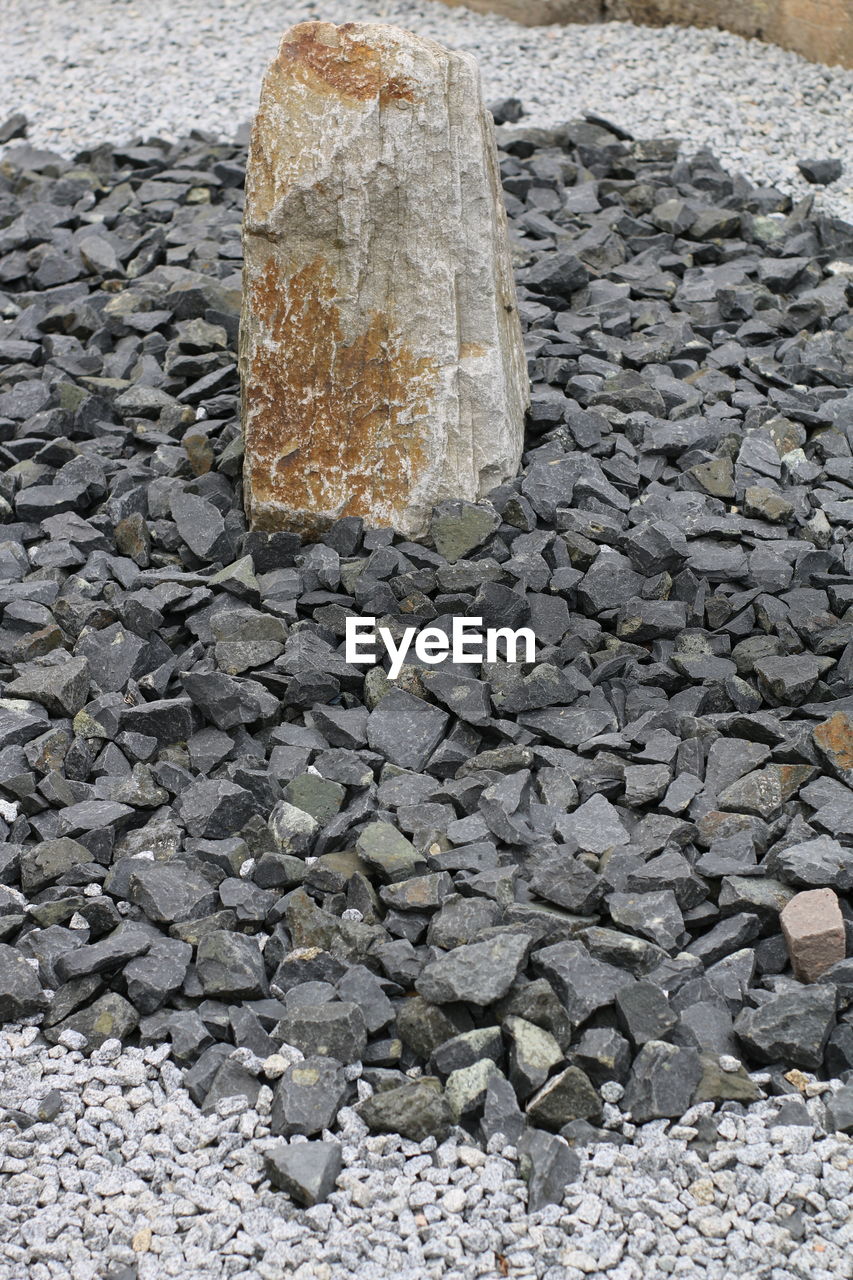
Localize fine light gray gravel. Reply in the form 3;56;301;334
2;1025;853;1280
2;0;852;222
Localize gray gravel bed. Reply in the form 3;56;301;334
2;1025;852;1280
2;0;852;221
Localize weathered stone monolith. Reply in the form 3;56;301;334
240;21;528;539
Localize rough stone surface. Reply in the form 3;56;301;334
357;1078;453;1142
734;987;838;1069
264;1138;343;1205
416;933;531;1005
781;888;847;983
241;20;527;538
622;1041;704;1122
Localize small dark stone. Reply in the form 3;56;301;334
20;838;94;894
126;860;218;925
490;98;524;125
54;922;151;983
480;1072;526;1144
0;112;27;144
416;933;531;1006
264;1140;342;1205
571;1027;632;1084
734;987;837;1070
797;157;843;185
43;991;138;1050
518;1128;581;1212
0;943;48;1020
431;1026;504;1077
773;1096;813;1127
5;657;90;716
504;1016;564;1099
615;982;677;1047
124;938;192;1015
202;1057;262;1113
355;822;425;882
526;1064;602;1129
622;1041;704;1122
270;1057;348;1137
196;930;267;999
523;249;589;298
274;1002;367;1062
357;1078;452;1142
366;690;449;771
430;500;500;563
534;941;634;1024
824;1083;853;1134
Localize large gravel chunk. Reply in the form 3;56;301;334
534;941;634;1025
20;838;94;894
170;489;231;562
127;860;218;925
178;778;256;839
416;933;531;1006
518;1128;581;1213
825;1083;853;1135
357;1078;452;1142
270;1057;348;1137
5;657;90;715
264;1140;342;1206
526;1064;602;1129
43;992;138;1050
622;1041;704;1122
366;689;449;771
504;1015;564;1099
734;987;837;1069
274;1002;367;1062
0;944;47;1021
181;671;278;730
54;923;152;983
355;822;426;882
196;930;267;999
771;836;853;892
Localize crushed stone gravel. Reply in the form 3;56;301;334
2;5;853;1277
2;1025;853;1280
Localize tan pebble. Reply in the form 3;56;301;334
784;1069;810;1092
688;1178;716;1205
132;1228;152;1253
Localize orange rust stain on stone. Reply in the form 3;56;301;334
245;255;439;532
814;712;853;771
459;341;489;359
277;22;416;107
777;763;815;799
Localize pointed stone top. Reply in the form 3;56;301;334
273;20;430;106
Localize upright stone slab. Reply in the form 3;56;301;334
241;21;528;539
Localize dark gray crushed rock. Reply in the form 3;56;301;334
0;105;852;1214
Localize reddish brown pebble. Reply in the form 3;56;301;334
780;888;846;983
813;711;853;787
